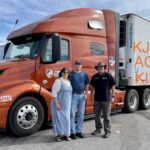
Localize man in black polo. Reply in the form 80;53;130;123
90;62;115;138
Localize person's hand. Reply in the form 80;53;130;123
84;93;88;100
111;97;115;103
55;101;61;110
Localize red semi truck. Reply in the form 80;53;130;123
0;8;150;136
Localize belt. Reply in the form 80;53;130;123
73;91;84;94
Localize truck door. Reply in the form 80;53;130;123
35;35;72;91
86;41;109;115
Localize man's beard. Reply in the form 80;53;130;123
98;70;104;74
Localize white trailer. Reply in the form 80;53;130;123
118;14;150;112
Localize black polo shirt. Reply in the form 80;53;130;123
90;72;115;102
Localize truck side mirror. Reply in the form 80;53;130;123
52;34;61;63
3;42;10;59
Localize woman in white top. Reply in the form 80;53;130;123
51;68;72;142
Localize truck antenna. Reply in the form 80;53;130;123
12;19;19;32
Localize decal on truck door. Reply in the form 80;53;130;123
54;71;60;77
46;69;53;79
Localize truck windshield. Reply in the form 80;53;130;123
4;34;43;59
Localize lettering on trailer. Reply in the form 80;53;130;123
133;41;150;83
0;95;12;103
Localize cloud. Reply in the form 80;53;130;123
0;0;150;45
107;0;150;18
0;32;8;45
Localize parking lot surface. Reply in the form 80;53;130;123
1;109;150;150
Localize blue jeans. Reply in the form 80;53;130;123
71;93;85;134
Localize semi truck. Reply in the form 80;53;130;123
0;8;150;137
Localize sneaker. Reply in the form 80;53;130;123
66;137;71;141
63;136;71;141
55;136;63;142
91;129;101;135
103;132;110;138
76;132;84;138
70;133;77;139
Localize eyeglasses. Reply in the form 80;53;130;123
63;71;69;74
75;63;81;65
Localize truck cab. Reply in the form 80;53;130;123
0;8;125;136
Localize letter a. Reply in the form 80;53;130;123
134;56;144;67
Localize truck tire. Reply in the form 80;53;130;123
141;88;150;110
8;96;44;137
125;89;139;113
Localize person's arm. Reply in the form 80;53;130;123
52;79;61;109
111;85;115;102
84;73;89;99
90;85;94;103
109;73;116;102
90;75;95;103
84;84;89;99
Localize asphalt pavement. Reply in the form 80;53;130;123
1;109;150;150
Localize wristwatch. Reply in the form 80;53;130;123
112;95;115;98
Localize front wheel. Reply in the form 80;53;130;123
125;89;139;113
8;96;44;137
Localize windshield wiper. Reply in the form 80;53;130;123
14;55;32;59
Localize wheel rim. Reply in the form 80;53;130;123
17;104;38;129
144;93;150;106
129;94;137;109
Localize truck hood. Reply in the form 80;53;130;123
0;59;36;90
0;59;23;70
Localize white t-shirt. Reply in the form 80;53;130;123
52;77;71;97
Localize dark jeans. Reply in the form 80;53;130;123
94;101;111;133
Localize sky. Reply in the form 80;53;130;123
0;0;150;45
